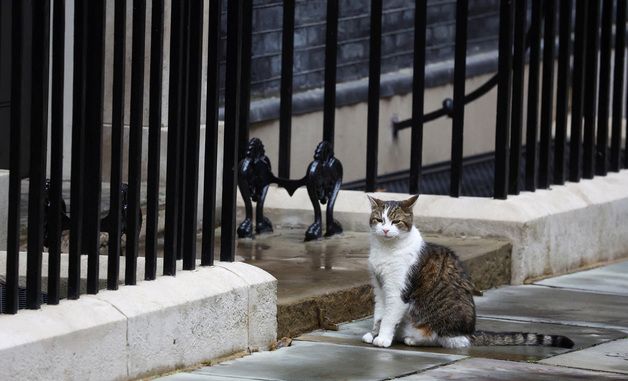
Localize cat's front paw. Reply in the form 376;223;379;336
372;335;393;348
362;332;374;344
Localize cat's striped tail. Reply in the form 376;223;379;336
470;331;574;348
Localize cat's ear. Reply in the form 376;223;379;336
400;194;419;211
367;195;382;209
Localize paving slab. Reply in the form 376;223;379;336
540;338;628;375
297;317;626;362
394;358;628;380
189;341;465;381
475;285;628;331
535;260;628;296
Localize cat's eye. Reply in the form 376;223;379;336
392;220;401;224
372;218;382;223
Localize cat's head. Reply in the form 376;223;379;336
367;195;419;240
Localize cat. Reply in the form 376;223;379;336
361;194;575;349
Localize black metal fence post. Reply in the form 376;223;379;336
145;0;164;280
450;0;468;198
279;0;295;179
525;0;542;191
108;0;126;290
538;0;556;189
323;0;338;145
610;0;626;171
366;0;382;193
508;0;526;196
554;0;572;186
409;0;426;195
48;0;66;305
595;0;613;176
201;0;222;267
220;0;244;262
582;0;600;179
494;0;513;200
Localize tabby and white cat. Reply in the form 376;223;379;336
362;195;574;349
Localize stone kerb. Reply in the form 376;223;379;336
247;171;628;284
0;263;277;381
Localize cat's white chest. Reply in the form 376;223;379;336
368;229;424;290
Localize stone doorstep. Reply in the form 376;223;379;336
274;234;511;338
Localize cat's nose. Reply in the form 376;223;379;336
382;229;389;235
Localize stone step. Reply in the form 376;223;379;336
233;228;512;338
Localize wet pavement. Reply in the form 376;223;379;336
161;259;628;381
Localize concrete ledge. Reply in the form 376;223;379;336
0;263;277;381
249;170;628;284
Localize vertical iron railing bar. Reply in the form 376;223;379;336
182;0;204;271
48;0;66;305
68;0;88;300
164;0;184;276
278;0;295;178
365;0;382;193
450;0;468;198
6;0;25;313
27;0;51;309
538;0;556;189
554;0;572;185
525;0;542;191
125;0;146;285
409;0;427;195
84;0;106;295
569;0;588;182
610;0;626;171
595;0;612;176
494;0;514;200
145;0;164;280
323;0;338;145
508;0;526;195
238;0;253;161
582;0;600;179
108;0;126;290
176;0;191;262
201;0;222;267
220;0;243;262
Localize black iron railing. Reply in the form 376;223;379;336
2;0;627;314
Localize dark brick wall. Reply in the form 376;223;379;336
218;0;500;99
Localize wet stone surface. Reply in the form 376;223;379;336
395;358;628;380
191;341;464;381
540;338;628;375
475;285;628;331
297;316;626;362
535;261;628;296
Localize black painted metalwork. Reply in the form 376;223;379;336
494;0;513;200
408;0;426;195
451;0;468;198
582;0;600;179
68;0;88;300
554;0;572;186
611;0;626;172
595;0;612;176
569;0;588;182
279;0;295;179
323;0;338;145
182;0;204;271
525;0;542;191
221;0;244;262
48;0;65;305
239;0;253;161
366;0;382;193
126;0;146;285
145;0;164;280
508;0;526;196
538;0;556;189
237;138;343;242
108;0;126;290
201;0;222;267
